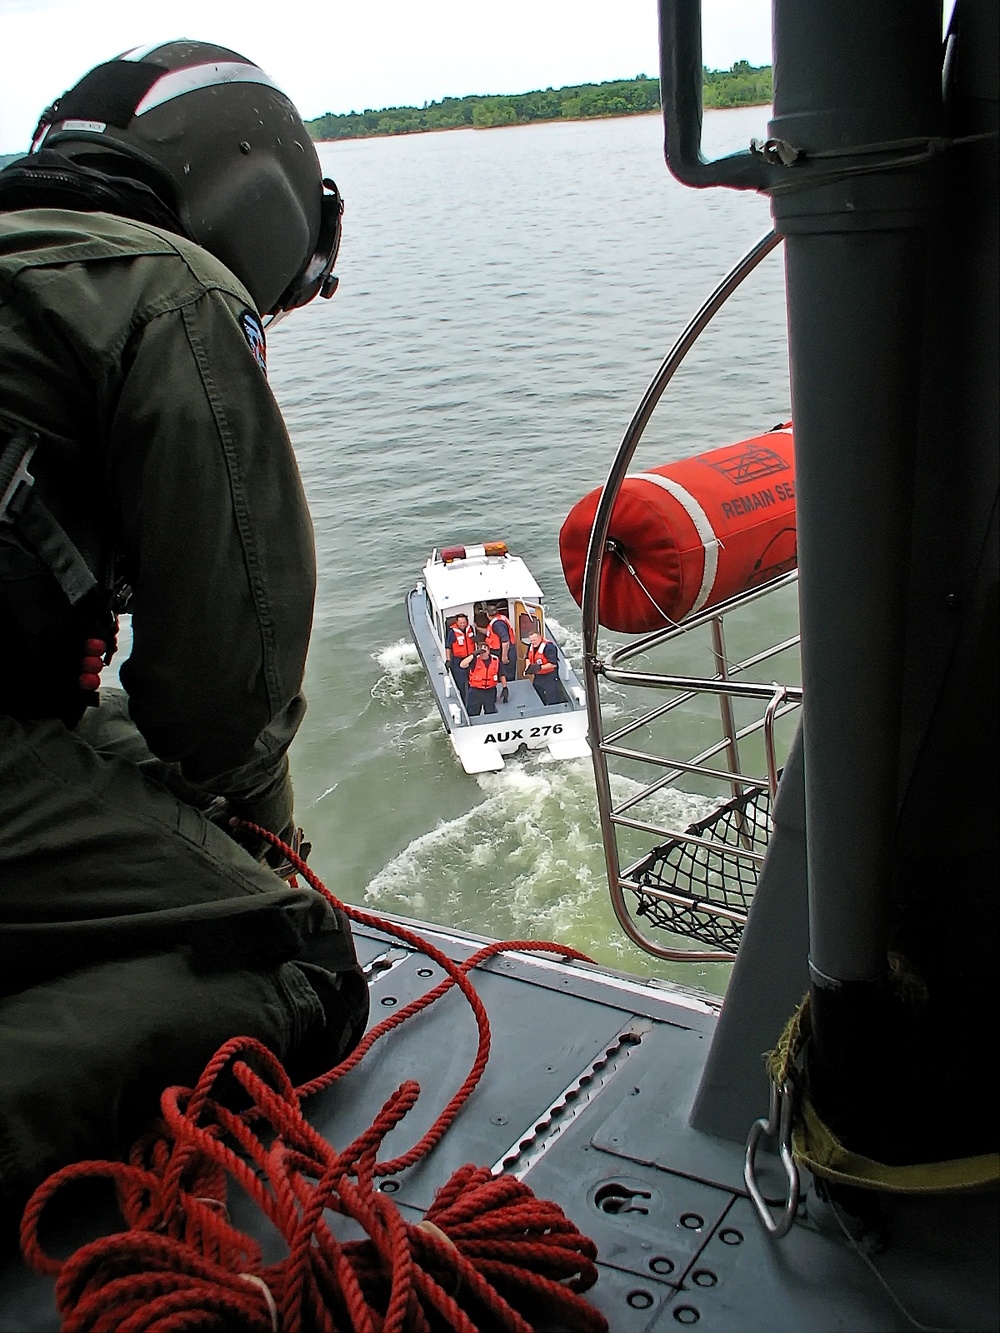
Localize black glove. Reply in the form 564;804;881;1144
214;763;296;867
223;813;310;879
501;686;509;703
265;826;312;879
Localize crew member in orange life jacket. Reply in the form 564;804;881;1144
525;630;562;706
485;603;517;684
446;614;476;699
466;643;500;716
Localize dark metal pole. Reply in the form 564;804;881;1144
657;0;997;1162
767;0;943;1146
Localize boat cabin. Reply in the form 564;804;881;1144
424;543;547;682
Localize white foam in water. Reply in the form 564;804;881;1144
545;613;582;662
305;783;339;811
390;709;444;754
548;613;631;665
364;756;717;953
618;777;716;830
370;639;424;703
543;616;633;717
374;638;422;675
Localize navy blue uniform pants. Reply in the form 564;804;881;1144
532;671;562;706
450;661;469;700
491;649;515;684
467;685;498;716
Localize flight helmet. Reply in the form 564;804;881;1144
29;40;342;315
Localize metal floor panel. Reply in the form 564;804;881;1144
308;937;643;1212
521;1122;737;1298
589;1019;773;1199
651;1190;1000;1333
1;922;997;1332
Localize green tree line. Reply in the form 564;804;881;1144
305;63;772;142
703;59;773;108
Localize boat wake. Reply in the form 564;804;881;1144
363;758;716;968
541;613;581;661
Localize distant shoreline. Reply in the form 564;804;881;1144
306;66;772;146
315;107;659;144
314;101;771;146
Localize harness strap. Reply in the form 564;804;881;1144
0;429;98;605
766;996;1000;1194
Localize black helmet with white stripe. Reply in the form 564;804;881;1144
27;40;342;316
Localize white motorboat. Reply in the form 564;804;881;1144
405;542;590;773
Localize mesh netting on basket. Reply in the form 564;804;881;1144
628;783;774;952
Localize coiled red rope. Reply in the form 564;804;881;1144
20;825;610;1332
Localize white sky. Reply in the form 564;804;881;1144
0;0;772;154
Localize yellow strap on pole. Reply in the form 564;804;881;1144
765;996;1000;1195
793;1096;999;1193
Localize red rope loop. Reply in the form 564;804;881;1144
20;827;609;1332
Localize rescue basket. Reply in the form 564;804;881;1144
628;782;773;953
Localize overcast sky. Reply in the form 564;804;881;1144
0;0;771;154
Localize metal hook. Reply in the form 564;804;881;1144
744;1076;800;1238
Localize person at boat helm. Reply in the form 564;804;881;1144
525;630;562;706
445;612;476;701
0;41;369;1223
465;642;503;716
485;601;517;684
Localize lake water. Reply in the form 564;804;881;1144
248;106;791;994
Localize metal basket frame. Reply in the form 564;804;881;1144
579;233;803;962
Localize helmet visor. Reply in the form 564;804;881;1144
272;177;343;314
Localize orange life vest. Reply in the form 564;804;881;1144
448;624;476;659
468;654;500;690
526;639;557;674
486;614;515;652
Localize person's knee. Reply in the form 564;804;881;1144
0;952;322;1219
283;901;369;1078
288;960;370;1081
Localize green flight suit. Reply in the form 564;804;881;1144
0;208;367;1219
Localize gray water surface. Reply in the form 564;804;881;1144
259;106;789;993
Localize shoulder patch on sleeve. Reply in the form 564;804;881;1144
239;309;267;377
